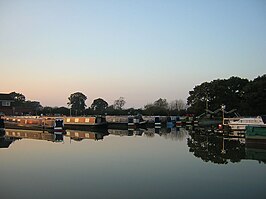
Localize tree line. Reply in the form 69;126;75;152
8;74;265;116
44;94;186;116
187;75;266;116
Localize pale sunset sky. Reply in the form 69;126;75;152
0;0;265;108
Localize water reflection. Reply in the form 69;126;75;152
245;143;266;164
188;129;266;164
156;127;188;141
65;129;109;141
0;127;188;148
1;127;266;164
54;132;64;142
0;130;13;148
103;127;188;141
0;129;66;147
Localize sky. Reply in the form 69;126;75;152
0;0;265;108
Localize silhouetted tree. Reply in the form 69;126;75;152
187;77;249;115
187;82;210;115
41;106;53;115
67;92;87;115
9;92;26;106
91;98;108;114
241;75;266;115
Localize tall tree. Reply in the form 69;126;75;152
242;75;266;115
187;82;210;114
91;98;108;114
113;97;126;110
67;92;87;115
187;77;249;115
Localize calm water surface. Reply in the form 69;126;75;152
1;128;265;199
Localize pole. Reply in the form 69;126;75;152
221;105;226;125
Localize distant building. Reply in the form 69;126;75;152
0;93;40;116
0;93;14;115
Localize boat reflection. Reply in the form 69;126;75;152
0;129;65;147
107;127;189;141
1;126;266;164
65;129;109;141
4;129;55;142
54;131;64;142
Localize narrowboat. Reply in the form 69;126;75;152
128;115;147;128
63;116;107;129
3;117;64;132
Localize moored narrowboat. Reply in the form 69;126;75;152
63;116;107;129
2;116;65;133
128;114;147;128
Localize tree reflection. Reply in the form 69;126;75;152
187;133;246;164
0;136;14;148
187;129;266;164
159;128;188;141
106;128;188;141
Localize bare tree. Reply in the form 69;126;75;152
113;97;126;110
169;99;186;111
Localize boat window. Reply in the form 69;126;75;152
75;118;79;122
85;118;90;122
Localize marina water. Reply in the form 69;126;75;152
1;128;265;199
